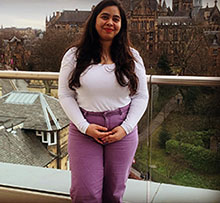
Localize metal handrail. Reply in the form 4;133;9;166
0;71;59;80
0;70;220;86
149;75;220;86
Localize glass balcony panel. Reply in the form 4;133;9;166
132;106;149;180
148;84;220;191
0;73;220;202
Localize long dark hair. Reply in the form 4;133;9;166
68;0;138;95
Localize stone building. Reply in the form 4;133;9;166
0;27;43;71
46;10;91;33
155;0;220;75
0;91;70;170
205;30;220;75
0;27;37;40
2;36;31;70
172;0;193;15
45;0;220;75
27;80;58;98
195;0;220;28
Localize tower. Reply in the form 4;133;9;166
192;0;202;17
193;0;202;8
159;0;162;8
118;0;132;11
173;0;193;14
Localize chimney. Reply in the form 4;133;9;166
91;5;95;11
56;11;61;17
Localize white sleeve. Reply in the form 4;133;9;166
120;49;149;134
58;47;90;134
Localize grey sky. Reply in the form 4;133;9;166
0;0;219;30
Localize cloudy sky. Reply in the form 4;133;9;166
0;0;219;30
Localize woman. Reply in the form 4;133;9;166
58;0;149;202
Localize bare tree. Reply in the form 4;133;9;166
30;29;80;72
169;26;213;75
28;29;80;94
129;32;159;74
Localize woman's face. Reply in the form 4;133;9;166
95;6;121;43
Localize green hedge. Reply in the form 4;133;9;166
166;139;220;173
175;130;218;149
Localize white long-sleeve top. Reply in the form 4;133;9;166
58;47;149;134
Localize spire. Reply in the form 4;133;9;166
214;0;217;7
193;0;202;8
162;0;167;8
159;0;162;8
130;0;133;11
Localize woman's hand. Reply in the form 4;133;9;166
101;126;126;144
86;124;112;144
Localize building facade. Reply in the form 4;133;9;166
45;0;220;75
0;27;42;71
2;36;30;70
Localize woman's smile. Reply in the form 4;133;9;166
104;28;114;33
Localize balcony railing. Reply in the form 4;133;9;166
0;70;220;86
0;70;220;203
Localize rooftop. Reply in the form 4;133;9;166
0;129;55;167
0;91;69;131
57;10;91;24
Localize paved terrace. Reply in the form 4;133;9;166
0;162;219;203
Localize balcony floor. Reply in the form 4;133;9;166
0;162;219;203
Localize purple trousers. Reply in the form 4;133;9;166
68;104;138;203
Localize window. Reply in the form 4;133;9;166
131;21;138;29
213;59;217;67
164;29;168;41
149;44;153;54
149;32;154;40
181;31;186;41
173;30;178;41
150;21;154;28
42;132;49;143
213;49;218;55
36;131;43;136
141;21;146;30
51;133;55;143
36;131;57;145
48;132;57;146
